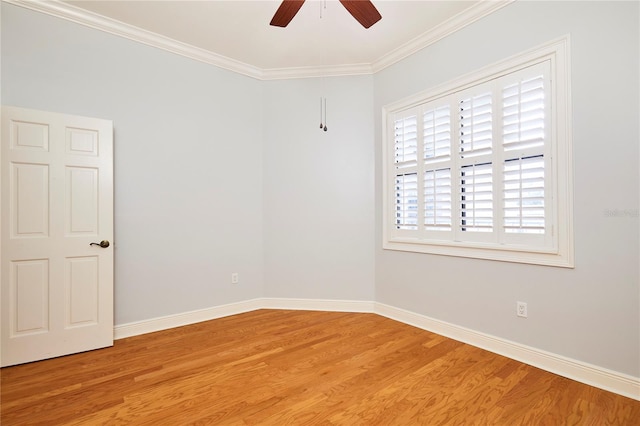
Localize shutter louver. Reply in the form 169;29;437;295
424;168;452;230
503;155;545;234
459;93;492;158
460;163;493;232
424;106;451;164
394;115;418;168
395;173;418;230
503;75;545;152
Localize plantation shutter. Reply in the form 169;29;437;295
424;105;451;162
458;89;493;236
459;92;493;158
393;113;419;230
500;63;549;241
395;173;418;230
383;40;569;266
503;75;545;152
459;162;493;232
424;168;452;231
394;115;417;167
503;156;545;234
423;105;452;232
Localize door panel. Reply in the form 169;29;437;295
66;127;99;156
11;259;49;335
11;120;49;151
66;256;99;326
1;106;114;367
66;166;98;235
12;163;49;237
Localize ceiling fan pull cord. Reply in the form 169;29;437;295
324;98;328;132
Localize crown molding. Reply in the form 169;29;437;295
262;63;373;80
3;0;514;80
371;0;515;73
3;0;264;80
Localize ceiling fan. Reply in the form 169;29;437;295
270;0;382;29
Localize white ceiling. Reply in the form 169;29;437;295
14;0;511;78
63;1;476;65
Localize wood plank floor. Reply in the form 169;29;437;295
1;309;639;425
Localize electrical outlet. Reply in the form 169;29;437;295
231;273;239;284
516;301;528;318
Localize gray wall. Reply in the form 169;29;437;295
1;1;376;321
2;3;265;324
262;77;375;301
374;0;639;377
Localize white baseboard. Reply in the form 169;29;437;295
113;298;639;400
261;297;375;313
114;298;263;340
373;302;640;401
113;298;372;340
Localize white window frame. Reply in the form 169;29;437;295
382;36;574;267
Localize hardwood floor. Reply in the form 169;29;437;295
1;310;639;425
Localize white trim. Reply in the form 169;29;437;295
112;298;639;401
113;298;263;340
3;0;263;80
371;0;515;73
261;64;373;80
374;303;640;401
113;298;373;340
3;0;512;81
381;240;573;268
261;297;375;312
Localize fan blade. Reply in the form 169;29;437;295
339;0;381;29
270;0;306;27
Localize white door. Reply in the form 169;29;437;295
1;106;114;367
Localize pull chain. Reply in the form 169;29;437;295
319;97;328;132
318;0;328;132
323;98;327;131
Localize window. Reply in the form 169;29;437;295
383;37;573;267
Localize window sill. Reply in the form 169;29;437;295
383;238;574;268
